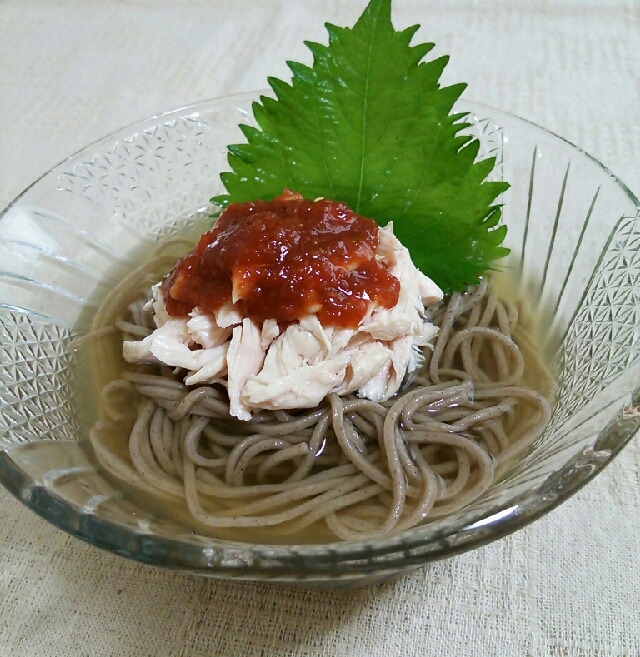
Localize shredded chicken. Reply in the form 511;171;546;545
123;224;443;419
226;318;265;420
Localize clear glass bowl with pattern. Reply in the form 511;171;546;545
1;92;639;586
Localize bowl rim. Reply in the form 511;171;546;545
1;93;639;579
3;92;639;218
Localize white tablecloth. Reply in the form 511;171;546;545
1;1;639;655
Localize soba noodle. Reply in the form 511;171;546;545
89;265;553;542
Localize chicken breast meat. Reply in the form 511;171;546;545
123;224;443;420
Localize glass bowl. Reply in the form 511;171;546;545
1;92;639;587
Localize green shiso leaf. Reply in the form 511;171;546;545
211;0;509;293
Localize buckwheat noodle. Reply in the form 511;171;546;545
89;265;553;541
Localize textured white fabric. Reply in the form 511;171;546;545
1;1;639;655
